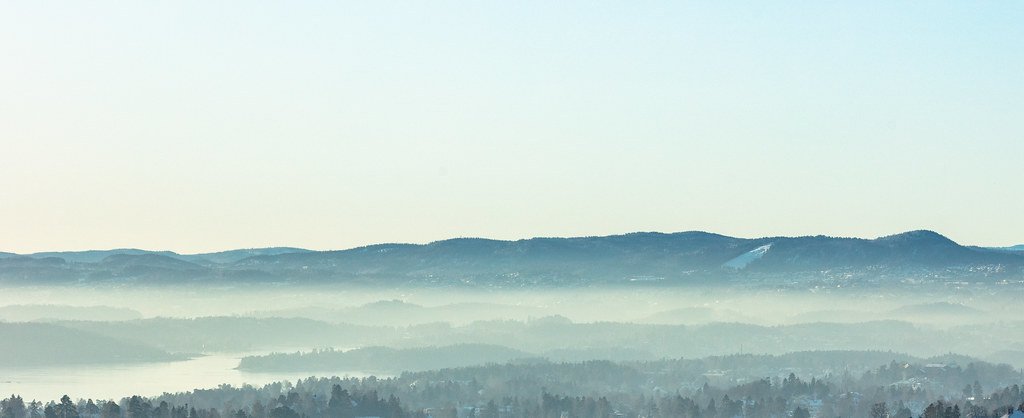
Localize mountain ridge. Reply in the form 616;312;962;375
1;247;312;265
1;230;1021;286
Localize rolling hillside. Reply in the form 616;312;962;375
1;231;1021;286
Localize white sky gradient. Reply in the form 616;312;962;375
1;1;1022;253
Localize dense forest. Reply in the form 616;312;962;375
4;356;1024;418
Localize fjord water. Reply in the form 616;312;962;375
0;353;375;402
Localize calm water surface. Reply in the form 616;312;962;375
0;353;377;402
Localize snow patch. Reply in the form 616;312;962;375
723;244;772;270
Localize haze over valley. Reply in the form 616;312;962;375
3;230;1024;409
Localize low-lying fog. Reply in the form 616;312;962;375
2;283;1022;400
0;284;1009;325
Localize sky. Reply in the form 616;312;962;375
1;1;1022;253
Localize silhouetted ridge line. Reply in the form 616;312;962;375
1;230;1021;285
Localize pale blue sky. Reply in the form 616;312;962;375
1;1;1021;253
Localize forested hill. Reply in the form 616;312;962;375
0;323;181;366
1;230;1022;286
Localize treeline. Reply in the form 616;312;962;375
239;351;1022;401
237;345;532;373
3;357;1023;418
0;386;412;418
4;380;1023;418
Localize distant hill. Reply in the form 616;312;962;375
0;256;75;282
56;317;383;352
0;323;181;366
0;304;142;322
178;247;313;264
1;231;1022;286
785;302;992;326
237;344;534;373
89;253;209;282
27;249;182;263
639;307;756;325
985;350;1024;369
889;302;985;317
16;247;311;265
32;316;1024;361
227;230;1024;285
250;300;539;326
